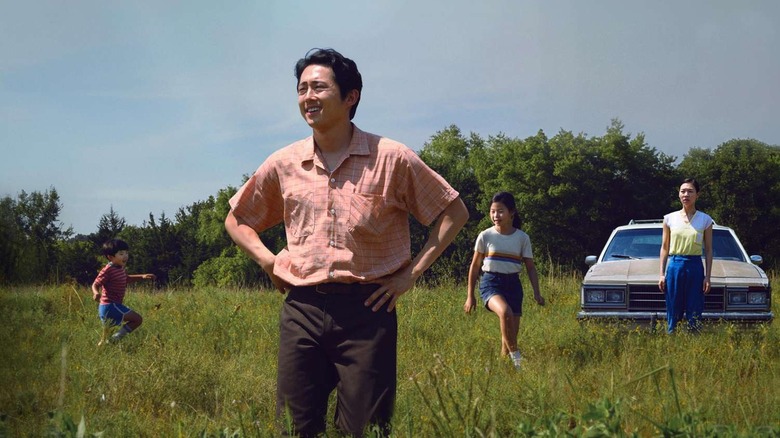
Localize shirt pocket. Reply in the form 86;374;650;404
284;193;315;238
348;193;387;236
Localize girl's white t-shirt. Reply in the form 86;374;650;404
475;228;533;274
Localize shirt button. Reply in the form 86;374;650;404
329;240;335;247
329;271;335;279
330;208;336;216
330;177;336;183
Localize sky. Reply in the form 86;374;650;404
1;1;778;235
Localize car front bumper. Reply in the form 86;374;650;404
577;310;774;323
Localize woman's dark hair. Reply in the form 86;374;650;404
492;191;521;229
294;48;363;120
102;238;129;257
682;177;700;193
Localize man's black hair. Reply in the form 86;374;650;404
295;48;363;120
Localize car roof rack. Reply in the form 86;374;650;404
627;218;721;226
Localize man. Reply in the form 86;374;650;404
225;48;468;437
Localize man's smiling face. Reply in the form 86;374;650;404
297;64;355;131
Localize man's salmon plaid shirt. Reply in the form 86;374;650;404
229;125;460;286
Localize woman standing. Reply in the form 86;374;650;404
659;178;714;333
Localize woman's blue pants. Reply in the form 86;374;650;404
665;255;705;333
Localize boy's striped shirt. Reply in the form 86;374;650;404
94;262;128;305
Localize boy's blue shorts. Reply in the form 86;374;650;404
98;303;131;326
480;271;524;316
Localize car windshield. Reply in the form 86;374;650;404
603;228;746;262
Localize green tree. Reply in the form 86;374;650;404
196;187;238;250
469;120;677;267
192;185;283;288
170;189;246;288
56;237;100;285
168;200;214;287
192;246;264;288
0;196;24;284
91;206;126;246
11;188;71;283
117;213;177;286
679;139;780;266
416;126;484;283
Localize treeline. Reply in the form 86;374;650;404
2;120;778;287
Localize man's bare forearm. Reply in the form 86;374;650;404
224;210;276;273
409;197;469;280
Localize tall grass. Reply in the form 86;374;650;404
1;270;778;436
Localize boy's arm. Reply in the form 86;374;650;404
91;281;101;302
127;274;156;284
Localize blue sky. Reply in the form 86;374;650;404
2;1;778;235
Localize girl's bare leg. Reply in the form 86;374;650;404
487;296;518;356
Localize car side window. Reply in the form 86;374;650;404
711;230;745;262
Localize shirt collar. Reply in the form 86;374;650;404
299;124;370;165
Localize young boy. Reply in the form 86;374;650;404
92;238;155;345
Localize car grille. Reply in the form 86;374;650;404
628;285;725;312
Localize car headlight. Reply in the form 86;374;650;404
729;291;747;304
748;292;768;305
584;288;625;304
585;290;605;303
606;290;625;303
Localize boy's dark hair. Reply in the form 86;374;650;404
492;191;522;229
682;177;700;193
294;48;363;120
102;238;129;257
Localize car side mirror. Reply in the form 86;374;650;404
585;255;598;266
750;255;763;265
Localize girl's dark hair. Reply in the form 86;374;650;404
682;177;700;192
102;238;129;257
492;191;521;229
294;48;363;120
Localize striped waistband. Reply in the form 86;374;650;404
483;271;520;277
669;254;701;260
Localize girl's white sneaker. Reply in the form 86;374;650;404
510;351;522;370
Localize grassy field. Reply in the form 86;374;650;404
1;268;778;437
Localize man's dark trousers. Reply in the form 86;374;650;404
277;284;397;437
